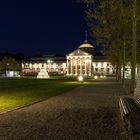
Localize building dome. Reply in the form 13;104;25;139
78;40;94;55
78;40;94;49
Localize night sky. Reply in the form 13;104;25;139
0;0;95;56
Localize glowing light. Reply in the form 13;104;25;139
104;75;106;78
78;76;84;82
9;71;14;77
94;75;98;79
53;65;56;69
62;63;66;69
100;75;103;78
103;62;107;67
47;60;50;63
47;60;53;63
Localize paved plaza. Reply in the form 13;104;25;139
0;79;129;140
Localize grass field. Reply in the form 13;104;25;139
0;78;92;112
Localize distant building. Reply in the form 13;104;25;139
1;71;20;78
22;39;131;77
22;55;67;75
66;39;116;76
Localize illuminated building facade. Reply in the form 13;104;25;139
22;39;131;77
66;40;115;76
22;55;67;75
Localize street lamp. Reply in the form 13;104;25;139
94;75;98;79
5;63;9;77
47;60;53;72
78;75;84;82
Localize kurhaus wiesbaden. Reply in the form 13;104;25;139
22;39;131;77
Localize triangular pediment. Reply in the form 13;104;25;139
67;49;92;56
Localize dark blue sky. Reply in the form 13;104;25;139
0;0;95;56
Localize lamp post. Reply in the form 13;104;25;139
5;63;9;77
47;60;53;72
77;75;84;82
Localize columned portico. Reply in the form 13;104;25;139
67;49;93;76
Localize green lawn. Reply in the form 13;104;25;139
0;78;92;112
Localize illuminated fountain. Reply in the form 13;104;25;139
37;68;50;79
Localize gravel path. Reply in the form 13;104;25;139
0;79;129;140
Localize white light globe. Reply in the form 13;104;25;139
94;75;98;79
78;76;84;82
100;75;103;78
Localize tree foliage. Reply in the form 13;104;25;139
82;0;139;90
83;0;133;62
0;57;20;71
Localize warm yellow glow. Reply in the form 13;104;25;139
47;60;53;63
62;63;66;69
103;62;107;68
94;75;98;79
53;63;56;69
104;75;106;78
100;75;103;78
85;59;91;63
78;76;84;82
98;63;101;68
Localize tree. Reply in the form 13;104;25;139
82;0;139;92
131;0;137;92
0;57;20;73
84;0;129;77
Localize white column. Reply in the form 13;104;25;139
89;60;91;76
92;65;94;75
110;67;112;75
71;58;73;75
80;59;82;75
76;59;78;75
67;58;69;75
85;59;87;75
29;63;32;72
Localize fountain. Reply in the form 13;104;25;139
37;68;50;79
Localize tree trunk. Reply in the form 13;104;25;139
116;64;119;80
118;63;122;81
122;42;125;88
131;0;137;93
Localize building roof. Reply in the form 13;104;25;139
67;49;92;56
78;40;94;49
23;56;66;63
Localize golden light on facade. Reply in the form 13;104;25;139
85;59;91;63
98;62;101;69
62;63;66;69
53;63;57;69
